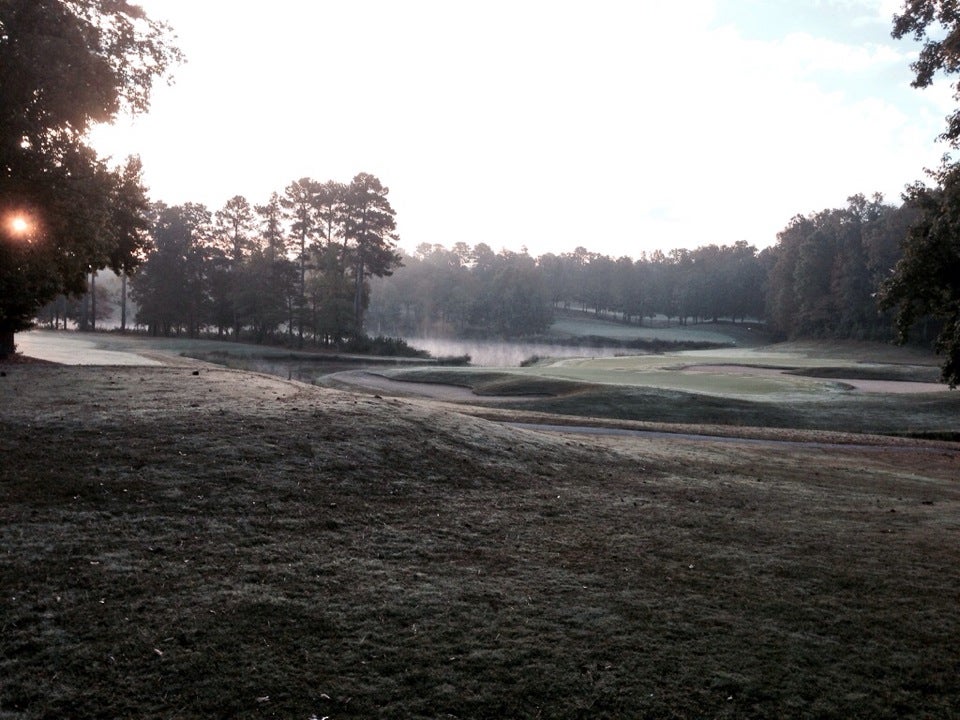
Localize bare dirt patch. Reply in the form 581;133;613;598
2;365;959;718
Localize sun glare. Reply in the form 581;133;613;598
7;214;32;239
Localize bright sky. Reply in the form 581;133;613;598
89;0;951;259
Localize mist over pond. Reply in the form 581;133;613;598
192;337;644;387
402;337;643;367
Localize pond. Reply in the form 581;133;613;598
190;337;643;386
190;352;433;385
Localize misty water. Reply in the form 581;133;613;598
402;337;642;367
197;336;641;386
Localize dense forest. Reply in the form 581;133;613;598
369;193;920;342
40;172;403;346
38;189;926;348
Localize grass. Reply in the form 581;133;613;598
378;340;960;438
518;385;960;436
4;333;960;717
382;365;960;437
547;316;764;346
1;366;959;718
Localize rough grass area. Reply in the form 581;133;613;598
1;365;959;718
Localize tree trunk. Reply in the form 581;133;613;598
0;328;15;359
298;235;306;347
288;298;294;343
89;270;97;331
78;283;89;330
120;273;127;332
353;259;365;336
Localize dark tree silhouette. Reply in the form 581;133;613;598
893;1;960;145
880;165;960;386
0;0;181;357
883;1;960;384
131;204;211;337
281;178;321;344
342;173;401;335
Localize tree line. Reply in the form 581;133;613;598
79;173;402;345
4;1;959;383
40;188;930;352
365;193;916;343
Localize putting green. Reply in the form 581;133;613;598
515;346;947;399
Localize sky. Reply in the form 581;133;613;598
89;0;953;259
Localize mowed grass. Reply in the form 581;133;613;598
384;341;960;438
1;366;959;718
547;316;763;346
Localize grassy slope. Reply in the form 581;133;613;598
383;339;960;438
386;367;960;438
1;366;960;718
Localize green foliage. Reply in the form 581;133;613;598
370;241;767;340
0;0;179;354
237;249;296;343
273;174;401;343
893;0;960;146
131;203;212;337
369;245;555;338
343;173;402;335
308;243;356;343
481;254;554;336
128;172;401;346
341;335;430;357
885;1;960;385
764;195;905;341
120;189;915;363
880;165;960;387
